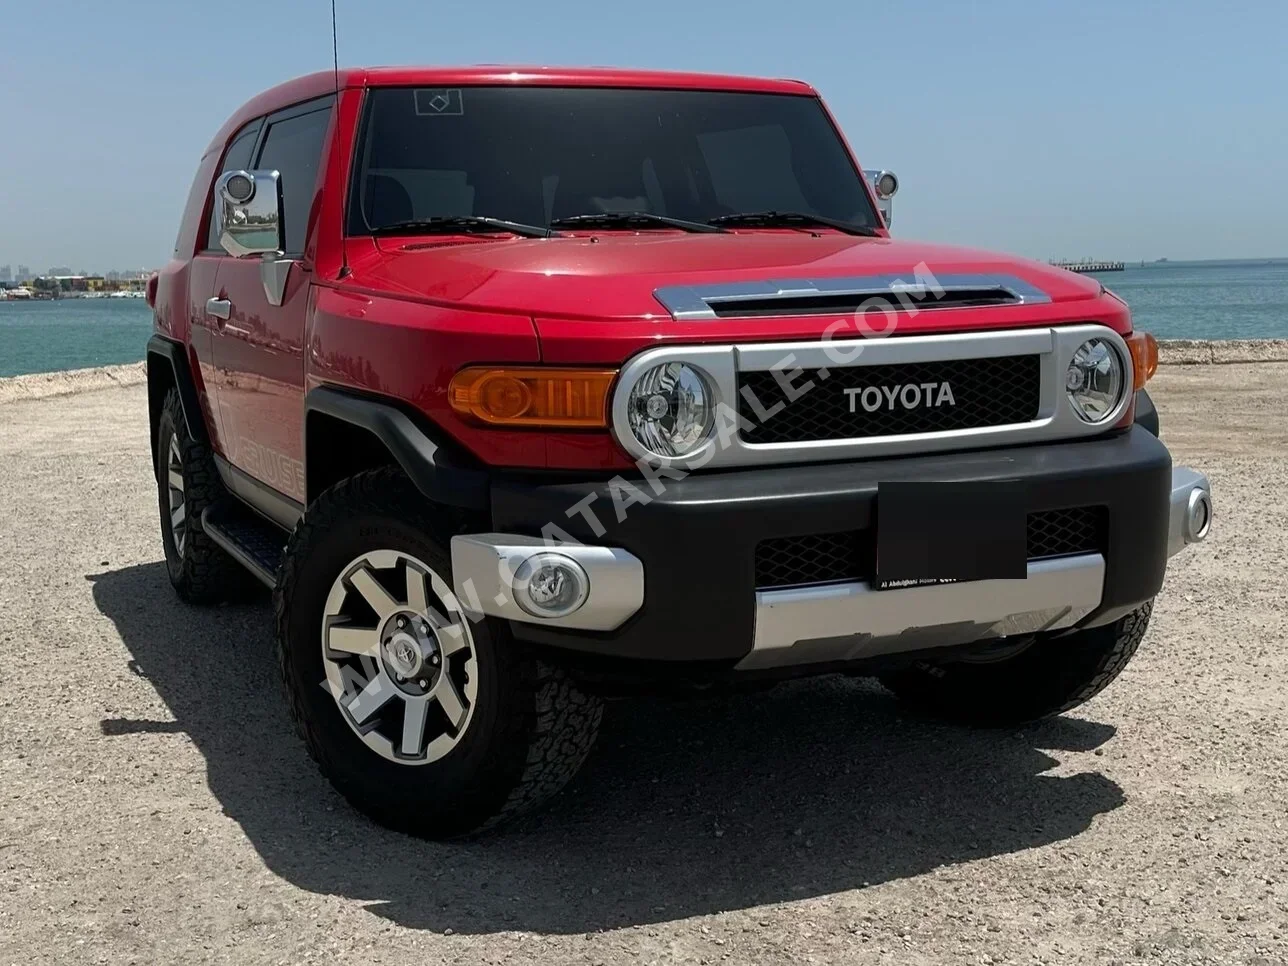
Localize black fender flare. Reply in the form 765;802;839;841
305;386;490;510
1134;388;1159;437
146;334;208;462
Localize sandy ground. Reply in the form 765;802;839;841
1;364;1286;965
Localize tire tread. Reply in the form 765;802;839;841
158;390;249;604
274;467;602;836
878;602;1154;726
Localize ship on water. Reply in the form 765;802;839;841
1050;259;1126;274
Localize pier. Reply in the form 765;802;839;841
1050;259;1125;273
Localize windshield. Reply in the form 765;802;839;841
348;86;878;235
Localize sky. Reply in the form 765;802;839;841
1;0;1284;273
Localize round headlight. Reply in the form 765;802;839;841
1065;338;1125;423
625;362;714;458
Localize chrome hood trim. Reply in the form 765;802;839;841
654;272;1052;321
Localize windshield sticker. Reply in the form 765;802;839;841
414;89;464;116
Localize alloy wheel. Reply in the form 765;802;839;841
165;435;187;555
320;549;478;764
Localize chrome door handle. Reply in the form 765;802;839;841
205;297;231;320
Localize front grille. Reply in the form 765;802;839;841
754;506;1106;589
737;355;1042;445
1026;506;1107;560
753;531;877;591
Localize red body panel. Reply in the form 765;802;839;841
185;255;226;454
356;233;1107;323
158;65;1135;480
209;256;310;500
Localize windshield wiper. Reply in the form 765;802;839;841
371;216;559;239
708;211;880;237
550;211;729;234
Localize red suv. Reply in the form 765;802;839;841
147;66;1212;837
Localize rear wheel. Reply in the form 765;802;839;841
878;603;1153;725
155;389;249;604
275;468;603;837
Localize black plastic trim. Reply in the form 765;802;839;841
305;386;490;510
213;454;304;530
1134;389;1159;437
147;335;208;453
491;427;1173;663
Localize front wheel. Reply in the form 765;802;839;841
275;468;602;838
878;603;1153;726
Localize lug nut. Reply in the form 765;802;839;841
418;679;428;688
397;617;406;628
431;655;440;666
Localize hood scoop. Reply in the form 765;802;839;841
653;273;1052;321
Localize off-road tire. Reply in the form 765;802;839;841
156;389;250;604
274;467;603;838
878;603;1153;726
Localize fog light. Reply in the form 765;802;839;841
512;553;589;619
1186;488;1212;543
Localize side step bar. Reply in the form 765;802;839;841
201;501;289;588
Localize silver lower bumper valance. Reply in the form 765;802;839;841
740;554;1107;671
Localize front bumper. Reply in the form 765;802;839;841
452;427;1211;668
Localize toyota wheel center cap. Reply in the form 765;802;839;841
384;632;424;678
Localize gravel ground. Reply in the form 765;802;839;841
1;364;1285;966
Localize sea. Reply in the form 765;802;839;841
1;258;1286;378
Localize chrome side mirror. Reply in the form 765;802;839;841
215;169;284;258
864;169;899;228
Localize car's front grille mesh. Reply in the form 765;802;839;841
1025;506;1108;561
753;530;878;591
737;355;1042;445
754;506;1107;589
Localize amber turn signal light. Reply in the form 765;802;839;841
448;367;617;428
1125;331;1159;389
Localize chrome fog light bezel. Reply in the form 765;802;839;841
511;552;590;619
1186;486;1213;543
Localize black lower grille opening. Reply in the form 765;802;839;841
754;506;1107;589
753;530;876;590
1026;506;1107;560
738;354;1042;445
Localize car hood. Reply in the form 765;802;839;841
354;233;1103;321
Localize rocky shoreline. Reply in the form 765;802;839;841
1;339;1286;404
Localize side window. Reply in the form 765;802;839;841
205;121;262;251
255;106;333;254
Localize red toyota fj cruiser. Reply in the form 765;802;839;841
148;67;1213;837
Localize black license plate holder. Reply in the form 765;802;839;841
875;481;1027;590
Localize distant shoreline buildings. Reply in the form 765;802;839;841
0;263;154;299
